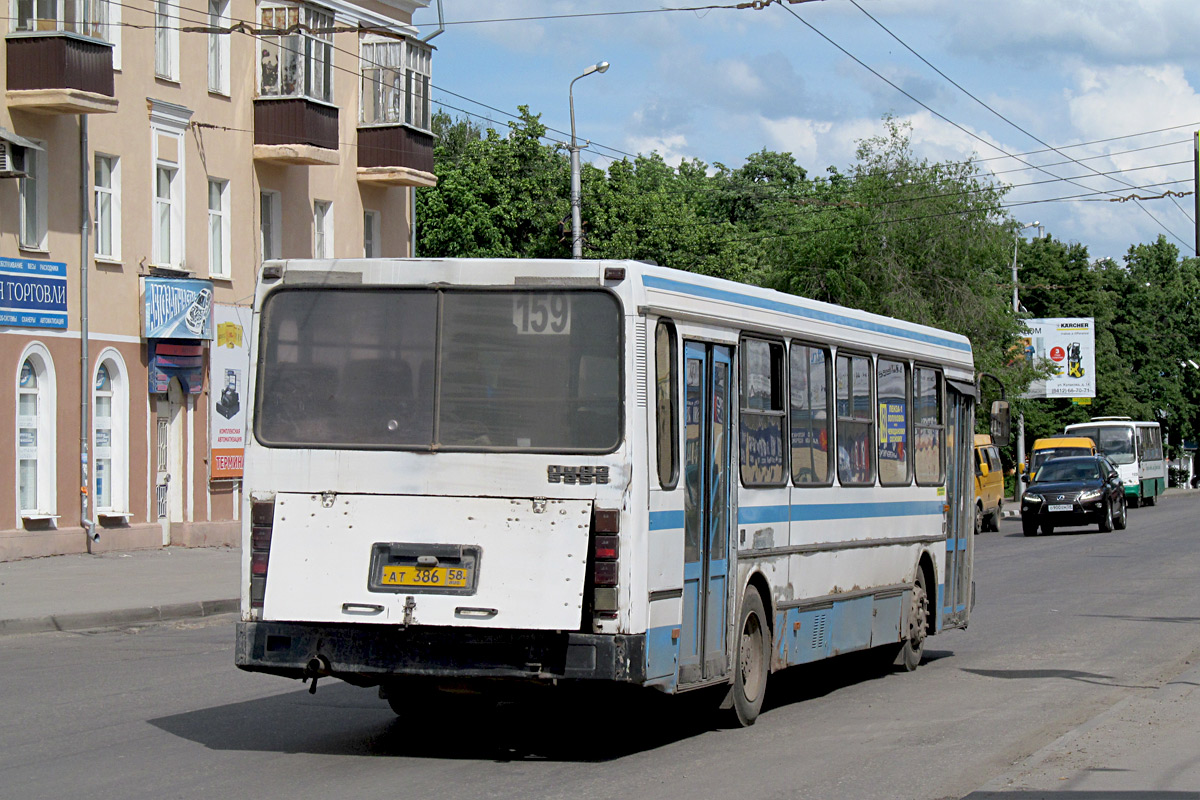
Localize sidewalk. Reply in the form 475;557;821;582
0;546;240;636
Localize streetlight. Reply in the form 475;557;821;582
569;60;609;259
1012;221;1042;492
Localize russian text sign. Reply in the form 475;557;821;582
0;257;68;329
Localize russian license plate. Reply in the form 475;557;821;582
1048;504;1073;513
380;565;470;588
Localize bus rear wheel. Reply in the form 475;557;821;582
728;588;770;727
894;569;928;672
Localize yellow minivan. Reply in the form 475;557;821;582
974;434;1005;534
1027;435;1097;480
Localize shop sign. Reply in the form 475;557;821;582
0;257;67;329
210;305;250;479
142;277;214;339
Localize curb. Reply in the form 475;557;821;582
0;598;239;637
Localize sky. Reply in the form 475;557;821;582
409;0;1200;263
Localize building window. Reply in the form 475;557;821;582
836;352;874;486
261;190;281;260
93;353;129;514
15;0;109;37
740;337;786;487
363;209;380;257
208;178;230;278
94;154;120;260
789;342;832;485
313;200;331;257
259;4;333;102
154;0;178;80
154;164;181;267
17;346;56;517
19;142;47;251
208;0;230;94
360;38;432;130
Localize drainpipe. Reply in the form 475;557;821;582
420;0;444;42
79;114;95;551
410;0;442;257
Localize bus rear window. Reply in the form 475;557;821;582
255;288;622;452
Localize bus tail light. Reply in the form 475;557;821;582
591;508;620;616
249;499;275;609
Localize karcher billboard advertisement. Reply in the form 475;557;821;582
1020;318;1096;398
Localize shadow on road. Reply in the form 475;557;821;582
1079;613;1200;625
151;647;948;761
960;667;1156;690
962;793;1199;799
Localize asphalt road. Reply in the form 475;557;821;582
3;493;1199;800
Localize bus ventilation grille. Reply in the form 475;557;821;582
810;613;828;650
635;324;648;408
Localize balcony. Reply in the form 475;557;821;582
357;124;437;188
253;97;339;166
5;32;117;115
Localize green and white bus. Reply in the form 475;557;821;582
1064;417;1166;506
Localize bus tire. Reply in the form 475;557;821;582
728;588;770;727
1130;494;1140;508
1145;491;1157;507
894;568;928;672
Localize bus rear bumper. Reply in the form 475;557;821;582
235;620;647;686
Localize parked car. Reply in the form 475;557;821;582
974;434;1005;534
1020;455;1126;536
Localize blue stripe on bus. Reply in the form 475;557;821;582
642;274;972;352
653;500;943;530
649;510;686;531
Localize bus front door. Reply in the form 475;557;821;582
942;387;974;628
679;342;733;685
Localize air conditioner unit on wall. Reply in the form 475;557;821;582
0;141;28;178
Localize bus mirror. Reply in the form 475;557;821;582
990;400;1011;447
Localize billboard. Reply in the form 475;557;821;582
1020;318;1095;399
142;277;214;339
209;305;251;479
0;256;68;329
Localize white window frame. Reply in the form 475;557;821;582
363;209;380;257
94;153;121;261
149;100;191;270
14;0;111;40
208;178;231;278
260;190;282;261
18;140;47;251
154;163;180;267
313;199;332;258
208;0;230;94
92;350;129;515
16;343;56;519
360;36;432;131
258;3;334;103
154;0;179;80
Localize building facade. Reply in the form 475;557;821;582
0;0;435;560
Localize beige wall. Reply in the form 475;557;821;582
0;0;429;560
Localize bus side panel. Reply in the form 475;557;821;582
645;500;684;689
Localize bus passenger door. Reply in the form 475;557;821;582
942;387;974;628
679;342;733;685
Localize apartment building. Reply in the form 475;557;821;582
0;0;435;560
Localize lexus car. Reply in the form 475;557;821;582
1021;455;1126;536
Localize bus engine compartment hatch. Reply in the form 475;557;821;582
260;493;593;630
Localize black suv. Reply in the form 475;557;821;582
1021;455;1127;536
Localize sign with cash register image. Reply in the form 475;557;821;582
142;277;214;340
1019;317;1095;399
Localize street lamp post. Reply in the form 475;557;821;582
1013;221;1041;491
569;61;609;259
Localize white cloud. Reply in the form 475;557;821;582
624;134;693;167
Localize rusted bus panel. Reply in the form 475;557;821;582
356;124;434;172
253;97;339;151
6;33;114;95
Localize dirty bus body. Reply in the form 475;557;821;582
235;258;979;725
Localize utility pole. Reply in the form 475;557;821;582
1013;221;1039;493
1193;130;1198;257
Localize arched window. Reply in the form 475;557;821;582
16;345;56;518
93;351;130;515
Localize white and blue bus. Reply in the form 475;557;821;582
1064;417;1166;506
235;258;998;725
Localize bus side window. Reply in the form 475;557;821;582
836;352;875;486
789;342;832;485
655;320;679;489
877;357;910;486
913;366;945;485
740;338;787;487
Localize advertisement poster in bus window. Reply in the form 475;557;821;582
1018;318;1095;399
210;304;251;478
